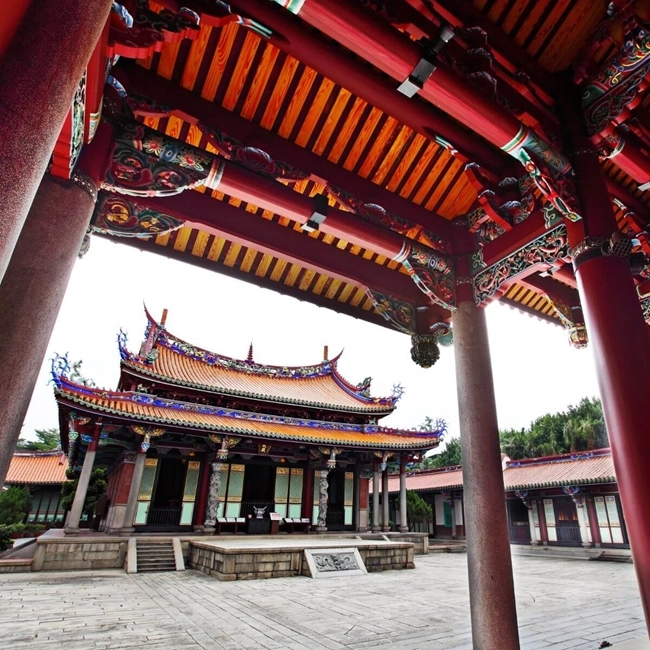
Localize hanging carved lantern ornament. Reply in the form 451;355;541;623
410;334;440;368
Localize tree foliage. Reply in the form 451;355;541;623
411;417;462;470
406;490;432;529
16;428;60;451
0;486;32;525
60;468;108;517
500;397;608;460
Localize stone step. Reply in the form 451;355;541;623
135;540;177;573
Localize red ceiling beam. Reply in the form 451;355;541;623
402;0;555;100
115;63;455;240
224;0;507;175
270;0;650;187
480;212;549;268
274;0;534;152
520;274;581;308
138;190;425;305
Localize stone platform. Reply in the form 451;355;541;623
189;536;415;581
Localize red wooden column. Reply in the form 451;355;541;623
0;125;113;489
0;0;112;282
302;462;314;520
194;452;212;530
566;113;650;628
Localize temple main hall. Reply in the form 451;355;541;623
52;310;442;535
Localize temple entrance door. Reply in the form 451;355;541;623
507;499;531;543
554;497;581;545
241;463;275;518
326;469;345;529
148;455;187;528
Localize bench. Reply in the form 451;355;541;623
215;517;246;534
283;517;311;533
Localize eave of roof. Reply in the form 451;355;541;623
120;361;395;415
54;378;442;451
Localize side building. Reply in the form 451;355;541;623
382;448;627;549
51;310;443;535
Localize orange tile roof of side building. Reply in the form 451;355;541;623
118;310;397;414
382;449;616;493
4;451;68;486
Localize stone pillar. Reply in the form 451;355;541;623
453;300;520;649
121;450;147;533
65;426;100;533
449;494;458;540
0;0;112;283
399;457;408;533
528;505;539;546
0;125;112;489
372;463;381;532
204;461;223;533
575;499;592;548
315;469;329;532
381;468;390;532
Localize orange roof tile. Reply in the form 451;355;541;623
54;378;442;451
5;452;68;486
375;467;463;493
119;313;395;413
503;452;616;490
382;451;616;493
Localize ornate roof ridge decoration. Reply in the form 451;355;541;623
117;309;396;407
505;448;612;468
54;375;443;437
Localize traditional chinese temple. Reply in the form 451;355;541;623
4;0;650;645
51;310;442;535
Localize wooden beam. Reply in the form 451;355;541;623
137;190;424;304
116;63;456;241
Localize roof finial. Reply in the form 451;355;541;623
160;308;168;327
323;345;329;361
247;341;254;363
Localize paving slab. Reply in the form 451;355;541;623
0;554;646;649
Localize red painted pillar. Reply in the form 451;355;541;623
0;124;113;488
0;0;112;283
566;144;650;628
302;462;314;520
194;453;212;529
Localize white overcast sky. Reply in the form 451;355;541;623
22;236;601;442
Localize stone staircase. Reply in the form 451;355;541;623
136;540;177;573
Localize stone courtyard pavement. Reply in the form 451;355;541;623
0;553;646;650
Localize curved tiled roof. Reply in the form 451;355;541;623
5;452;68;485
383;451;616;493
503;452;616;490
54;377;442;451
119;313;395;414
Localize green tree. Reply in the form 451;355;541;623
60;468;107;518
0;486;32;525
500;397;608;459
405;490;432;530
430;437;462;468
16;428;60;451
